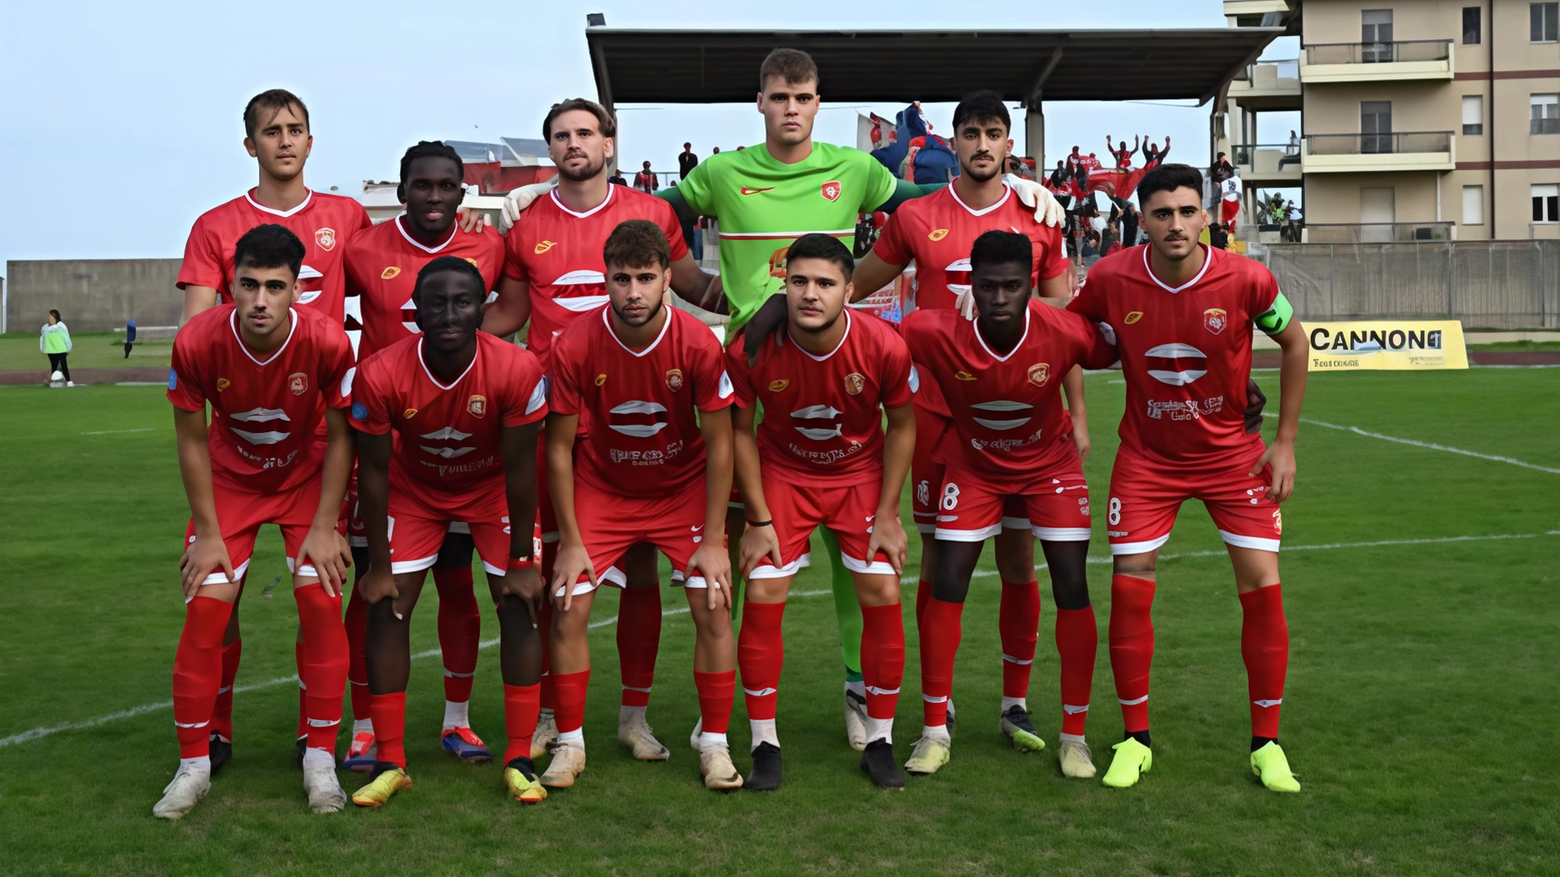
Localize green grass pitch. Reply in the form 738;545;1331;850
0;369;1556;875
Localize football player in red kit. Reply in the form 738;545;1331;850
349;257;549;806
484;98;718;762
729;234;915;791
156;224;355;819
1067;164;1308;792
900;230;1118;780
338;141;506;770
544;220;741;792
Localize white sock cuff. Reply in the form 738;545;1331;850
557;728;585;747
1058;732;1087;745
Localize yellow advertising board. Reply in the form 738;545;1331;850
1306;320;1468;371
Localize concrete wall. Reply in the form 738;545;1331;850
5;259;183;333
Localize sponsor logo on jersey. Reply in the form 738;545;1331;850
1203;308;1228;335
844;373;865;395
969;399;1033;431
403;408;418;419
740;186;774;196
792;404;844;440
944;258;973;298
1027;363;1051;386
820;180;842;202
289;372;308;395
608;400;670;437
315;228;337;251
665;368;684;391
768;379;790;392
296;265;325;305
381;266;401;280
1144;343;1208;386
400;298;420;334
229;407;292;445
955;371;977;381
468;395;486;418
418;426;475;458
216;378;231;392
595;373;608;386
1124;311;1144;325
928;228;949;241
534;240;557;255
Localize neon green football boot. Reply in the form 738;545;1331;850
1250;741;1301;792
1101;738;1153;789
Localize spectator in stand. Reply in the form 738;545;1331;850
678;142;699;179
1048;160;1069;190
1211;152;1235;186
41;309;73;387
1106;135;1139;168
1123;204;1141;247
1141;136;1171;167
124;318;138;359
633;160;657;192
1209;222;1230;251
1286;130;1300;156
607;165;628;186
1066;145;1083;174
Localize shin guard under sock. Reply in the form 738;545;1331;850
1240;584;1289;740
616;585;662;708
1054;606;1098;736
172;596;234;758
999;580;1041;700
1108;575;1156;734
918;597;963;727
737;602;786;721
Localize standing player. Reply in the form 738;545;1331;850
337;141;506;770
901;231;1117;779
349;257;549;806
156;225;355;819
1067;164;1308;792
543;221;742;792
851;91;1092;750
484;98;717;762
728;234;915;791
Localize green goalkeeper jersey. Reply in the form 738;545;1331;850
672;141;898;333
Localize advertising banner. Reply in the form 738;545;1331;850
1306;320;1468;371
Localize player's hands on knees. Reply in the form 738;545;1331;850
1252;439;1297;503
358;566;400;614
502;566;545;627
743;295;789;367
1069;417;1091;462
739;522;782;577
179;534;235;601
868;510;909;576
550;542;597;613
297;523;350;597
688;543;733;611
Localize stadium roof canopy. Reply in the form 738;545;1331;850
584;27;1284;109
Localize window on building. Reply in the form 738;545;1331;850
1535;3;1560;42
1362;101;1393;152
1535;184;1560;223
1363;10;1394;61
1533;94;1560;134
1463;95;1485;135
1464;7;1482;44
1462;186;1484;225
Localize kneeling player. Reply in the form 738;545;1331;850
350;257;549;806
900;231;1117;779
730;234;915;791
157;224;355;819
544;220;741;791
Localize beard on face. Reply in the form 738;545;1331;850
556;151;606;182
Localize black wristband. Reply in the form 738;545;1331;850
746;519;773;528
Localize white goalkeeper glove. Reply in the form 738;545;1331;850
953;285;977;322
499;180;559;234
1005;174;1066;228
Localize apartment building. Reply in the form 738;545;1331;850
1224;0;1560;241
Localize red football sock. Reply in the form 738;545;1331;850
737;601;786;721
1108;575;1156;734
918;597;963;727
433;566;480;705
537;597;556;713
1055;606;1098;736
1240;584;1289;739
212;638;241;740
344;586;372;723
693;669;736;736
860;603;904;721
296;586;348;752
617;584;662;708
502;683;541;764
172;596;234;759
371;690;407;768
999;580;1041;700
295;641;308;740
551;670;591;736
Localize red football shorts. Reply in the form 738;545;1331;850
348;468;472;550
386;478;514;576
747;475;895;580
934;461;1092;543
185;479;323;586
911;406;1028;535
1105;444;1282;555
558;479;712;597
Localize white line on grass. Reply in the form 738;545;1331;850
80;427;156;436
1266;413;1560;474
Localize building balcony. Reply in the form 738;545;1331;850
1232;143;1304;183
1300;40;1454;83
1306;222;1456;243
1301;132;1455;173
1228;59;1301;111
1223;0;1297;28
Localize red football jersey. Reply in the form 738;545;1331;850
1068;244;1280;467
727;310;914;487
178;189;373;324
351;332;548;497
343;216;506;362
501;186;689;369
167;305;354;493
550;306;733;498
902;300;1114;479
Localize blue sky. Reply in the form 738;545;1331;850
0;0;1298;270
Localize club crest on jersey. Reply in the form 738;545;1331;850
595;374;608;387
821;180;842;202
534;240;557;255
844;373;865;395
1028;363;1051;386
1204;308;1228;335
404;408;418;419
665;368;684;391
768;379;790;392
315;228;337;251
1124;311;1144;325
288;372;308;395
955;371;977;381
381;266;401;280
216;378;231;392
928;228;949;241
468;395;487;418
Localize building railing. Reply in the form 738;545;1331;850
1533;117;1560;135
1232;143;1303;169
1305;131;1452;156
1233;59;1300;83
1304;39;1452;65
1306;222;1456;243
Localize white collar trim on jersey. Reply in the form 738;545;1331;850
549;184;614;219
244;189;314;219
228;307;299;367
417;337;480;391
394;214;459;254
601;304;672;358
792;308;852;362
1142;243;1213;294
972;304;1030;363
947;182;1013;218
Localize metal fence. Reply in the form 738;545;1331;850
1305;131;1452;156
1251;240;1559;329
1304;39;1452;65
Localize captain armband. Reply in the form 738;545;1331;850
1254;292;1293;336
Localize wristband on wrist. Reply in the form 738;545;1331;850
746;519;773;528
508;555;535;571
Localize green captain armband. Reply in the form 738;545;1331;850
1254;292;1293;336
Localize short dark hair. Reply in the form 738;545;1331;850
1137;163;1205;208
399;140;464;186
785;233;853;282
603;220;671;270
412;255;486;301
49;309;61;322
542;97;616;140
952;90;1011;134
969;230;1032;273
759;48;819;92
243;89;309;141
233;224;305;279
